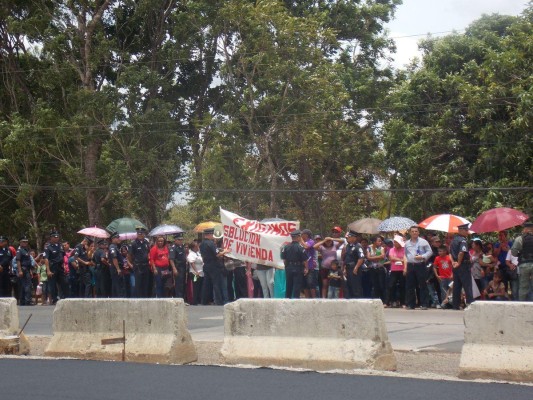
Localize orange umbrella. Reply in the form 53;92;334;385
419;214;471;233
193;221;221;233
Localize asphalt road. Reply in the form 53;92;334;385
18;303;465;352
1;359;530;400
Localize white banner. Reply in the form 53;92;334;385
220;208;299;268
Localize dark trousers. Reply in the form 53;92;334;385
285;264;305;299
346;265;363;298
134;266;151;298
406;262;429;308
19;268;33;305
234;267;248;299
191;275;203;305
174;265;187;299
49;263;69;302
95;266;111;298
202;263;224;305
370;267;387;303
0;268;10;297
453;262;473;309
110;269;126;298
79;268;92;298
388;271;406;305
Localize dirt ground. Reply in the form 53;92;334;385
23;336;460;379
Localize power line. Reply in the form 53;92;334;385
0;184;531;193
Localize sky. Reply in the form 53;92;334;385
387;0;529;67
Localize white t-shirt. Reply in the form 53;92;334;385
187;250;204;277
506;251;519;270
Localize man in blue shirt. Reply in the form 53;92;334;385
403;226;433;310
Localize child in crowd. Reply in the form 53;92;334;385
327;260;342;299
36;255;50;305
433;245;453;306
484;271;507;301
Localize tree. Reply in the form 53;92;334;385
383;10;533;220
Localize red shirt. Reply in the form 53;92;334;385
434;255;453;279
149;245;170;268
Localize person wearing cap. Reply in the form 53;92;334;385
342;230;365;298
403;226;433;310
200;228;227;305
387;235;406;307
16;236;33;305
94;239;111;298
299;229;318;298
169;232;187;300
0;235;14;297
281;230;308;299
511;221;533;301
128;226;151;298
73;237;95;298
44;231;67;304
450;223;474;309
108;231;126;297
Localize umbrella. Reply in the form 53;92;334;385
106;217;147;234
470;207;529;233
418;214;471;233
77;226;110;239
149;224;184;237
348;218;382;234
377;216;417;233
193;221;220;233
119;232;138;240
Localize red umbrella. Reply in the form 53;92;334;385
470;207;529;233
418;214;471;233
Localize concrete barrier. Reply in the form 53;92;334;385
459;301;533;382
220;299;396;371
45;299;197;364
0;298;30;355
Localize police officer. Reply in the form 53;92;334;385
169;232;187;299
16;235;33;305
108;231;126;298
0;235;14;297
128;227;150;298
511;221;533;301
44;230;67;304
281;230;308;299
342;230;365;299
200;228;227;305
74;237;94;298
93;239;111;297
450;223;474;309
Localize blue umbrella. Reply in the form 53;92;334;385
377;216;417;233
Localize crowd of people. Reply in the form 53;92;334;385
0;221;532;308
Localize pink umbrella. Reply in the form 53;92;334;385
418;214;471;233
77;226;110;239
118;232;137;240
470;207;529;233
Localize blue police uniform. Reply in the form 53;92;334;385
0;240;13;297
281;234;308;299
169;239;187;299
16;245;33;305
109;242;126;298
200;236;224;305
74;242;92;298
343;241;365;298
93;244;111;297
129;238;150;298
450;232;474;309
44;241;67;303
